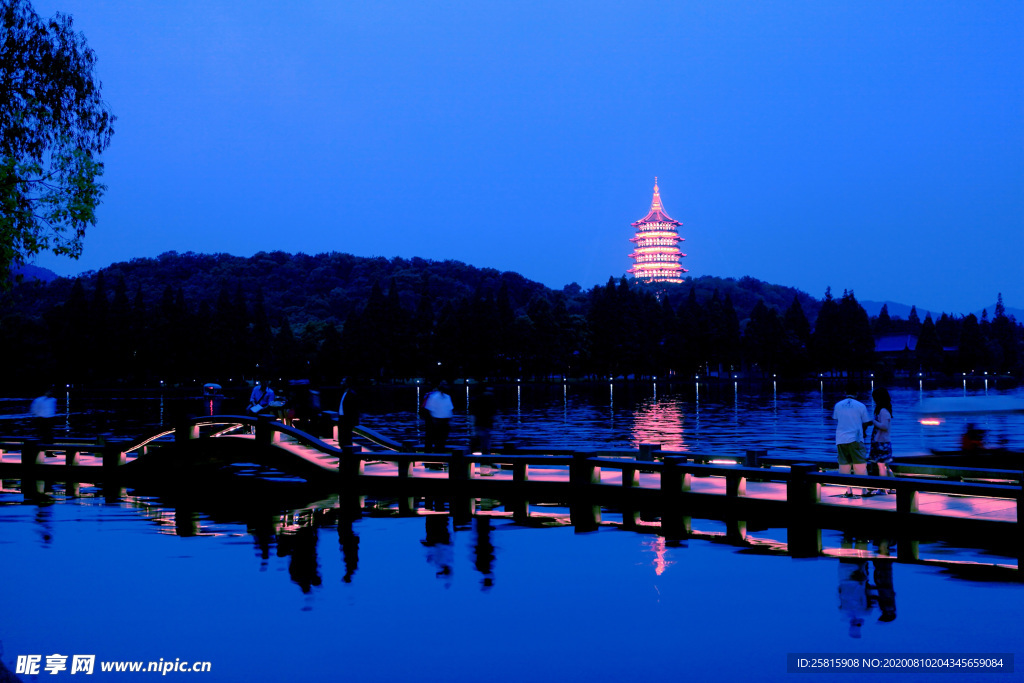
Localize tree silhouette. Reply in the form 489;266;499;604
1;0;115;281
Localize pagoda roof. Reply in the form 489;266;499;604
631;178;681;227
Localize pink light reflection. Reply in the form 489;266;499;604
631;400;688;451
643;535;674;576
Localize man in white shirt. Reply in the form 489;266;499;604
423;381;454;452
832;388;872;497
30;389;57;443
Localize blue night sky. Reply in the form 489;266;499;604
31;0;1024;315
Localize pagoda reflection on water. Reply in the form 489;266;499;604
628;177;687;283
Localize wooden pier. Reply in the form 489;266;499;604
1;414;1021;564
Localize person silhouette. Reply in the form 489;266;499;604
337;377;361;447
423;381;454;453
869;559;897;623
30;388;57;443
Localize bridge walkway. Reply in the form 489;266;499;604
0;416;1018;528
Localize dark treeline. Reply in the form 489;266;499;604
0;251;1020;389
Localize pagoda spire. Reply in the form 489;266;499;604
650;177;663;212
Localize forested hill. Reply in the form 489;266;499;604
4;250;820;330
7;251;556;328
3;249;1020;387
0;250;854;387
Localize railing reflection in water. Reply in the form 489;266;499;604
6;481;1018;599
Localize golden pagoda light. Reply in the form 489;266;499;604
628;177;687;284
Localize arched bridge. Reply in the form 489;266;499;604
2;414;403;486
126;414;404;484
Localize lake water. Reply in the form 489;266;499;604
1;381;1022;681
4;379;1024;457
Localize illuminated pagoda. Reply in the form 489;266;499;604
628;178;687;284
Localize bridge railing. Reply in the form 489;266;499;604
4;419;1021;528
333;447;1022;518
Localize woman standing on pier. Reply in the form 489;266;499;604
867;387;896;495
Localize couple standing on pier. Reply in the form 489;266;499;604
833;386;894;497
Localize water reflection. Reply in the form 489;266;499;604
874;559;897;623
278;525;322;594
631;399;688;451
422;514;453;586
643;535;674;577
5;479;1024;683
473;517;495;590
837;538;873;638
837;536;899;638
338;517;360;584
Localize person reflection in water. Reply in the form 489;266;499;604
837;538;871;638
869;559;897;623
277;526;322;594
338;517;360;584
474;516;495;590
248;517;276;568
422;514;453;587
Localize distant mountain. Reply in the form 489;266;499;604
861;299;1024;322
4;250;822;331
11;263;59;284
860;300;935;319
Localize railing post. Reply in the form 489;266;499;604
254;415;272;446
787;463;819;509
339;493;364;520
393;450;415;515
396;456;414;478
620;462;640;529
727;519;747;543
398;495;417;516
621;463;639;488
338;445;364;484
661;455;692;494
507;459;530;522
175;420;199;443
725;470;747;497
788;524;822;558
638;443;661;462
787;463;821;558
22;478;44;500
896;487;919;514
745;449;767;467
102;442;126;471
449;447;474;526
20;440;42;473
570;451;599;486
661;455;692;538
897;539;920;562
570;452;600;531
399;441;418;475
450;447;471;482
65;449;81;467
